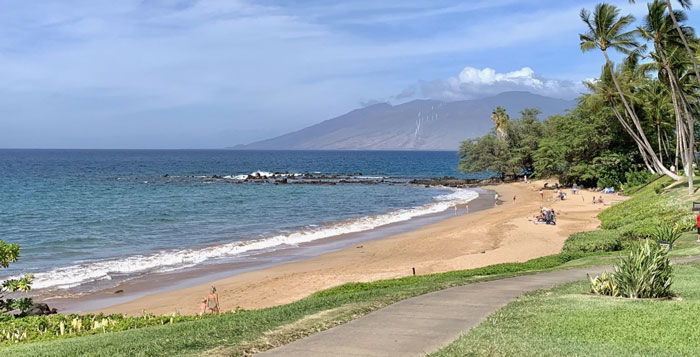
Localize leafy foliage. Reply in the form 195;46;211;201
652;223;683;245
459;108;543;179
588;271;619;296
0;241;33;314
613;240;673;298
563;230;624;253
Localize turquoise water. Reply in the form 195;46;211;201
0;150;481;292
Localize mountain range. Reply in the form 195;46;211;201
233;91;576;151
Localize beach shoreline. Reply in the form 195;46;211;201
45;187;494;313
51;181;624;316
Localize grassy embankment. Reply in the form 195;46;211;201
3;176;698;356
432;176;700;356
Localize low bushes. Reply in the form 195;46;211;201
599;176;694;239
652;223;682;247
588;240;673;299
562;230;624;253
0;312;222;345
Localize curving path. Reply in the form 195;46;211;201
259;257;699;357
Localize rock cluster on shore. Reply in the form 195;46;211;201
409;176;506;188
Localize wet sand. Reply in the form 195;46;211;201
82;181;624;316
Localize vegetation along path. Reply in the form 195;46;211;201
259;257;700;357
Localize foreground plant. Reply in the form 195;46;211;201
589;240;673;298
652;222;682;247
0;241;33;314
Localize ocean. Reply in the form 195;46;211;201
0;149;483;296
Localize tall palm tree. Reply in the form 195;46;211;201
639;80;674;165
638;0;694;192
580;3;681;179
584;63;658;172
491;106;509;140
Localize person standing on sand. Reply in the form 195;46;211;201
494;193;499;206
207;286;220;314
539;190;544;201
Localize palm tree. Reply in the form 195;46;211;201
491;106;509;140
580;3;681;179
639;80;674;165
584;63;659;173
638;0;694;192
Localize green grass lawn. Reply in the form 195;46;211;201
431;260;700;357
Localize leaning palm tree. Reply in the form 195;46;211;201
580;3;680;179
638;0;695;192
639;80;674;165
491;106;509;140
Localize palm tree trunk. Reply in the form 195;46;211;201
602;50;680;179
657;122;663;165
676;132;680;174
611;104;657;173
666;0;698;193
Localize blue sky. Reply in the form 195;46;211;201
2;0;700;149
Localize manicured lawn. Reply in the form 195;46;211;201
432;261;700;357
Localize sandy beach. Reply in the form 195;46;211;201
92;181;625;316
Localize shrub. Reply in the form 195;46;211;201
654;182;664;194
652;223;682;246
562;230;623;253
624;170;653;188
588;271;618;296
0;241;33;314
588;241;673;299
613;241;673;299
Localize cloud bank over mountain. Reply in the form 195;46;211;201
389;66;585;103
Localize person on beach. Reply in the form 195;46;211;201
539;190;544;201
199;298;207;315
494;193;499;206
207;286;220;314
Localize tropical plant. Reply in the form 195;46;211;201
580;3;682;181
491;106;510;140
613;240;673;298
0;241;33;313
652;222;683;245
588;271;619;296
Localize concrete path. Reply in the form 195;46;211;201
259;257;699;357
259;266;609;357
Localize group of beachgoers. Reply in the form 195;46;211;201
199;286;220;315
534;207;556;225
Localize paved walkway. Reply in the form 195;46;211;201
259;257;699;357
260;266;611;357
259;266;609;357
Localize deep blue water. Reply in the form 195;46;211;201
0;150;480;291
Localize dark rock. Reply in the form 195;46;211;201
162;174;169;178
25;303;57;316
114;289;124;294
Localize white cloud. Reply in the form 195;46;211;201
410;66;585;101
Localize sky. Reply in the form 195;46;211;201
2;0;700;149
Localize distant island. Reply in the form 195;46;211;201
232;91;575;151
